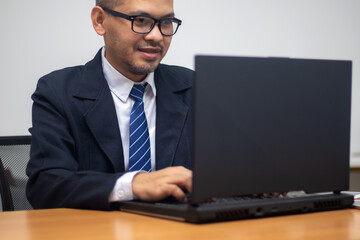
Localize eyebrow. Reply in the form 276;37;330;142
128;11;175;18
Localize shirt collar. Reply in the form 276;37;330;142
101;47;156;102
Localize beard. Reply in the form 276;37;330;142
104;34;168;80
125;42;164;75
126;59;159;76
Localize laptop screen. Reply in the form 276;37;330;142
191;55;352;203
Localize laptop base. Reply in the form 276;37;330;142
115;193;354;223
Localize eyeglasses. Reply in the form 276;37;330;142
102;7;182;36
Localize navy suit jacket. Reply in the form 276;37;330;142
26;49;193;210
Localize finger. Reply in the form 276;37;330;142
132;167;193;202
167;167;192;193
176;173;192;194
273;192;281;197
168;185;188;203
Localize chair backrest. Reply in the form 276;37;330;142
0;136;32;211
0;156;14;211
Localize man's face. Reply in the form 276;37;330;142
103;0;174;81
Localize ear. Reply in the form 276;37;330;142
91;6;106;36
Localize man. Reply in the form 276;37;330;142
26;0;193;210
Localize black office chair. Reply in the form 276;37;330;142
0;136;32;211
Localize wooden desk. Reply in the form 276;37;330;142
0;208;359;240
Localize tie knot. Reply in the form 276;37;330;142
130;83;147;102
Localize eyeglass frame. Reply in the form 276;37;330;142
102;7;182;36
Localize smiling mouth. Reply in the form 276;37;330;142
138;47;162;60
139;46;161;53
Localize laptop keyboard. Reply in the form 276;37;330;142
201;194;290;206
156;192;292;207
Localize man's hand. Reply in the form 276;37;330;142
132;166;192;203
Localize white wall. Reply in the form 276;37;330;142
0;0;359;166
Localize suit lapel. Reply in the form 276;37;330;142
154;66;192;170
72;51;192;172
73;50;125;172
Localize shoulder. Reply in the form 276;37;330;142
33;66;87;103
157;64;194;74
155;64;194;90
36;49;103;91
157;64;193;79
40;65;85;84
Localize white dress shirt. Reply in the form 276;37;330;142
100;47;157;201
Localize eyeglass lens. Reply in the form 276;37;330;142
132;16;179;35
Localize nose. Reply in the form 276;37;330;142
144;24;164;42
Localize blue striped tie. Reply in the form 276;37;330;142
128;83;151;172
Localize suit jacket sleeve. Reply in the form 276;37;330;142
26;51;128;210
27;73;124;210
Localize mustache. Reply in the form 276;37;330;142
137;42;164;51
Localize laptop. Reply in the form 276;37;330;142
115;55;354;223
